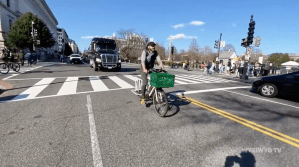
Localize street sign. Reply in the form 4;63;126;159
259;57;263;64
220;41;225;48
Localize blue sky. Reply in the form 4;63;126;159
46;0;299;55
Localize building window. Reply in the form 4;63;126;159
7;0;10;7
9;19;13;29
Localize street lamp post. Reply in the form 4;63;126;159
31;21;35;52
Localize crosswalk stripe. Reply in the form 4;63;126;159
176;75;207;82
89;76;109;91
57;77;79;95
175;76;198;83
108;76;134;88
12;78;55;100
124;75;140;81
179;75;233;83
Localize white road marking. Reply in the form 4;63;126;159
171;86;252;96
57;77;79;95
86;95;103;167
224;90;299;109
3;74;18;80
175;76;198;83
108;76;134;88
90;76;109;91
124;75;140;81
2;66;43;80
0;87;133;104
12;78;55;100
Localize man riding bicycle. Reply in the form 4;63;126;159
140;41;165;105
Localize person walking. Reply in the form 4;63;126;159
219;62;223;74
227;59;232;75
140;41;165;105
60;54;64;63
263;61;270;76
235;61;240;77
254;61;260;77
28;52;33;66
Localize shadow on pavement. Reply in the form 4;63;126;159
164;90;191;117
224;151;256;167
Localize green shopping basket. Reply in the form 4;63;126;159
150;72;175;88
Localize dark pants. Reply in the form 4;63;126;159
140;67;149;99
263;70;269;76
254;69;259;77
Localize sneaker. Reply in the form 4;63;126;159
141;98;145;105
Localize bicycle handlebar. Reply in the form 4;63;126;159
148;68;167;74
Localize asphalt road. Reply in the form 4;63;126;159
0;62;298;167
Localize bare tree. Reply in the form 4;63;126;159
116;28;148;62
155;42;166;60
250;47;263;62
200;45;214;63
188;38;200;65
223;44;236;52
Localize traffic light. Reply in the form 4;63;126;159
241;38;248;47
171;46;174;55
214;40;219;49
247;21;255;45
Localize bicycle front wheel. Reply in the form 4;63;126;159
0;63;10;74
153;89;169;117
13;63;20;72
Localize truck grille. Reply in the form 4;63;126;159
102;54;117;64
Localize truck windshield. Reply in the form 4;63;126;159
95;44;116;51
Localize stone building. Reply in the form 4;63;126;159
57;27;69;54
0;0;58;59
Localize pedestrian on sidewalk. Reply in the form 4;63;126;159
60;54;63;63
219;62;223;74
263;61;270;76
227;59;232;75
28;52;33;67
235;61;240;77
248;62;254;77
254;62;260;77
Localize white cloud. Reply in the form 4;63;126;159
168;34;197;40
190;21;205;26
172;23;185;29
81;35;100;39
232;23;237;27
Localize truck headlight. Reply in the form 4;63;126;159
118;59;121;63
96;58;101;62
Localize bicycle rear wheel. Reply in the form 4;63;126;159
153;89;169;117
0;63;10;74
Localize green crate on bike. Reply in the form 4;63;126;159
150;72;175;88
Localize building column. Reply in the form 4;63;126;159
0;13;5;52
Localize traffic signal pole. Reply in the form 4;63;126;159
241;15;255;80
217;33;222;72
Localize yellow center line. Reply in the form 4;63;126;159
179;95;299;148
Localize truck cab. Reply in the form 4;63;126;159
89;37;121;71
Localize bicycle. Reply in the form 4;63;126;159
7;60;21;72
144;68;174;117
0;61;10;74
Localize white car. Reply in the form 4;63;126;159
70;54;82;64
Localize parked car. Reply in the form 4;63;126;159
251;71;299;98
70;54;82;64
